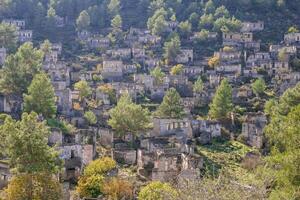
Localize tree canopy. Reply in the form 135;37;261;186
150;66;165;85
4;173;62;200
0;22;18;51
156;88;185;119
23;73;57;118
108;94;151;137
163;35;181;64
193;76;204;93
138;181;178;200
0;112;61;174
251;78;266;97
77;157;116;198
264;83;300;199
0;42;44;95
84;111;97;125
209;78;233;119
108;0;120;16
147;8;168;36
74;80;92;101
170;64;183;75
76;10;91;31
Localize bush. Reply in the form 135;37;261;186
138;181;178;200
102;178;133;200
84;111;97;125
47;118;75;134
92;74;103;82
76;157;117;198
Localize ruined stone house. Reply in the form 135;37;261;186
102;60;124;81
216;64;242;75
192;119;221;140
152;118;193;138
242;112;267;148
241;21;264;32
77;30;91;41
106;48;132;60
176;49;193;64
214;48;241;65
183;66;204;79
284;32;300;45
18;30;32;43
87;37;110;49
223;32;253;46
2;19;25;29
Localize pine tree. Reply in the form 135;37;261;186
147;8;167;35
264;83;300;199
108;0;120;16
0;112;61;174
108;94;151;137
74;80;92;101
156;88;185;119
111;14;122;33
209;78;233;119
0;42;44;95
178;21;192;38
76;10;91;31
150;66;165;85
170;64;183;75
0;22;18;51
163;35;181;64
23;73;57;118
251;78;266;96
193;77;204;93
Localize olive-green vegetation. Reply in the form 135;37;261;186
150;66;165;85
163;34;181;64
0;42;44;95
0;22;18;51
0;112;61;174
209;78;233;120
251;78;266;97
108;94;151;137
84;111;97;125
0;0;299;43
23;73;57;118
138;181;178;200
155;88;185;119
193;76;204;93
74;80;92;100
263;83;300;199
76;157;116;198
4;173;62;200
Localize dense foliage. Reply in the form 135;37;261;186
0;42;44;95
138;181;178;200
155;88;185;119
209;78;233;120
23;73;57;118
0;112;61;174
0;0;298;55
4;173;62;200
108;94;151;137
263;83;300;199
76;157;116;198
1;0;300;199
